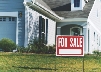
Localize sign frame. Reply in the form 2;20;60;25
56;35;84;56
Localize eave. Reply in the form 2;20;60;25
57;18;88;22
23;2;64;21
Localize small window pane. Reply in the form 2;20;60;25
71;28;80;36
74;0;80;7
3;17;6;21
9;17;11;21
94;32;95;41
12;17;15;21
0;17;2;21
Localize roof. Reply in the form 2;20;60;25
24;0;63;21
43;0;95;18
35;0;52;11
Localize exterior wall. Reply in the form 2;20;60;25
88;0;101;53
88;0;101;32
0;0;25;46
48;19;56;45
88;24;101;53
25;7;56;46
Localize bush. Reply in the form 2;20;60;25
47;45;56;54
93;50;100;57
28;39;56;54
28;38;47;54
0;38;16;52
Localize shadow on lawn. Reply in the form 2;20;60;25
12;66;58;70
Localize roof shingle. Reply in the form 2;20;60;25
43;0;95;18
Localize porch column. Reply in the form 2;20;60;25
24;6;29;47
57;27;61;35
83;27;88;54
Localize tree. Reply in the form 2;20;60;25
0;38;16;52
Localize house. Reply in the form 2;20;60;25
0;0;101;54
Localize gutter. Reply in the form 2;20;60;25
57;18;87;22
23;1;64;21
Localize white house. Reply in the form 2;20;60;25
0;0;101;54
24;0;101;54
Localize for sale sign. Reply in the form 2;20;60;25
56;35;84;56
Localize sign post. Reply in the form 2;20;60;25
56;35;84;71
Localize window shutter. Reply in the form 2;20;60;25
39;16;42;40
41;18;45;43
45;19;48;44
42;18;45;33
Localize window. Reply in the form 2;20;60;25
97;35;98;44
0;17;6;21
74;0;80;7
39;16;48;44
9;17;15;21
72;28;80;35
9;17;11;21
70;27;82;36
94;32;95;41
0;17;2;21
12;17;15;21
3;17;6;21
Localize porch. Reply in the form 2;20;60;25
56;19;89;54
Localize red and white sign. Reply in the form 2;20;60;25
56;35;84;56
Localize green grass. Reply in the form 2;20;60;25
0;52;101;72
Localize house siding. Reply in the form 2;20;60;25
25;7;56;46
0;0;25;46
89;24;101;53
88;0;101;32
0;17;16;42
88;0;101;53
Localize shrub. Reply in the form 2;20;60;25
93;50;100;57
47;45;56;54
28;39;56;54
17;46;29;53
0;38;16;52
28;38;47;54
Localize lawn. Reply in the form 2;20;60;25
0;53;101;72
